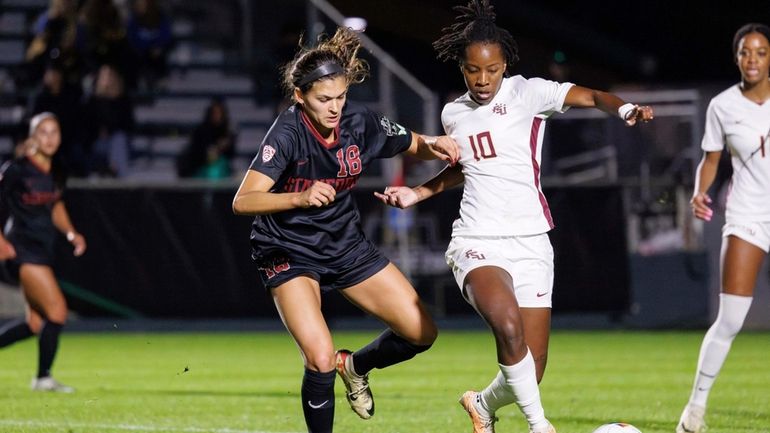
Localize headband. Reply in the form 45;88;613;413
296;62;345;88
29;112;57;136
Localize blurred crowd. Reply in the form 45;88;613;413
13;0;172;177
9;0;234;180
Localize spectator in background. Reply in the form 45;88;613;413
176;98;236;179
80;0;137;89
27;62;88;177
82;64;134;177
0;113;86;393
127;0;174;92
20;0;85;90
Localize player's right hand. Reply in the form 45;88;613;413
297;181;336;208
0;239;16;260
690;192;713;221
374;186;419;209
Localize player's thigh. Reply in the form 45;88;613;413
19;263;67;322
341;263;436;345
271;276;335;371
721;235;766;296
464;265;522;328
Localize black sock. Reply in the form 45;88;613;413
37;321;64;378
301;368;335;433
0;319;34;348
352;329;432;376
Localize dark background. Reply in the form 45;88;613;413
259;0;770;102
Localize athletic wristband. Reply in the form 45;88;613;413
66;231;76;242
618;103;637;121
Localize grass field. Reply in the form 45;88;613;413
0;330;768;433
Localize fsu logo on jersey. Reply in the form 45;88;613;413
380;116;407;136
492;103;507;116
262;144;276;162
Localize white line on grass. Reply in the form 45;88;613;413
0;419;304;433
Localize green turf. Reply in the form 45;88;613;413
0;330;768;433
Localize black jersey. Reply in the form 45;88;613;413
249;101;412;265
0;157;63;251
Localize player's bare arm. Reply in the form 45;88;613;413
52;201;86;256
233;170;336;215
405;132;460;165
375;163;464;209
564;85;654;126
690;151;721;222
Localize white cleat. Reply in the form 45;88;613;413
676;403;707;433
31;376;75;393
335;349;374;419
459;390;497;433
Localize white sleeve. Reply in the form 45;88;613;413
525;77;575;115
701;99;725;152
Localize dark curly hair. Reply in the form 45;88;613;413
433;0;519;77
281;26;369;99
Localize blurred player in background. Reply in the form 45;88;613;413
0;112;86;393
232;26;459;433
677;23;770;433
376;1;653;432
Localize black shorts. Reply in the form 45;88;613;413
0;239;54;285
256;238;390;292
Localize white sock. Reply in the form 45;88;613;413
689;293;752;408
479;349;548;429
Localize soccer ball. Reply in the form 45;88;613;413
592;423;642;433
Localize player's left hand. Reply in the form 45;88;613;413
428;136;460;166
374;186;419;209
70;233;87;257
624;105;654;126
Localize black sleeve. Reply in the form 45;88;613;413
363;109;413;159
249;132;293;182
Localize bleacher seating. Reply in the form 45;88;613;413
0;0;274;179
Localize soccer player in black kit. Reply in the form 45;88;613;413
233;27;459;433
0;112;86;392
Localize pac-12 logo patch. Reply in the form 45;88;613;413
262;144;276;162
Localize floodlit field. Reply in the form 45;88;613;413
0;330;768;433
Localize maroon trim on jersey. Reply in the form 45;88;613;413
25;155;50;174
529;117;554;229
300;110;340;150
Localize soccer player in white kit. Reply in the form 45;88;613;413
375;1;653;432
676;23;770;433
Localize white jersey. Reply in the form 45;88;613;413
441;75;574;236
702;84;770;222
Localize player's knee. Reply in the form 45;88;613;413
304;352;336;373
45;303;68;324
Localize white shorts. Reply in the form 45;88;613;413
723;221;770;252
445;234;554;308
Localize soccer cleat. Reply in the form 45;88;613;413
335;349;374;419
530;421;557;433
459;390;497;433
676;404;707;433
31;376;74;393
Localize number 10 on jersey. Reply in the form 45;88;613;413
469;131;497;161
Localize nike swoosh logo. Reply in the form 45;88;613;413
297;159;309;166
308;400;329;409
697;387;710;392
536;292;549;297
